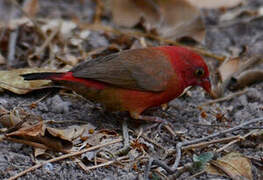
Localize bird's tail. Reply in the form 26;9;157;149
21;72;66;81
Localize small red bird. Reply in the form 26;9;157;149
22;46;213;122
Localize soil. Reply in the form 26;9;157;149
0;0;262;179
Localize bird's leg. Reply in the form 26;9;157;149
130;112;166;123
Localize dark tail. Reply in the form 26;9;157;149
21;72;65;81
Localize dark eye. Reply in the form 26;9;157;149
195;68;205;77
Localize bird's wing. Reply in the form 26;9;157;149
71;48;174;92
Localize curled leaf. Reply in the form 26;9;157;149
206;152;252;180
229;70;263;90
112;0;205;42
0;68;57;94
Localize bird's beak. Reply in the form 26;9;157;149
200;78;217;99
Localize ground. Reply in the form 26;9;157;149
0;0;262;180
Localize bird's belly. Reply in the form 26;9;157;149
56;80;184;114
115;87;183;114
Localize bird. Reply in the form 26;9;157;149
22;46;213;122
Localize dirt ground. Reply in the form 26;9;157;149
0;0;263;180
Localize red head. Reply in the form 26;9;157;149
157;46;212;96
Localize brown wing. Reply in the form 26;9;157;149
71;48;174;92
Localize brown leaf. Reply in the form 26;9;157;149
0;108;42;129
158;0;205;42
0;68;56;94
229;70;263;90
112;0;160;28
206;152;253;180
186;0;243;9
47;125;90;141
218;57;241;82
5;121;73;152
111;0;205;42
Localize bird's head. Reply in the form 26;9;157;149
159;46;215;98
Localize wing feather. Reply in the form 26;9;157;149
72;48;174;92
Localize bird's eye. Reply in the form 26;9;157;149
195;68;205;77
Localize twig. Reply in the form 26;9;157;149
11;0;45;38
172;117;263;170
8;138;122;180
144;158;154;180
93;0;103;24
199;89;248;107
186;170;205;179
182;135;240;151
164;124;177;138
122;119;129;148
114;119;131;156
216;130;257;152
84;156;128;171
30;21;62;59
7;29;18;67
141;134;166;151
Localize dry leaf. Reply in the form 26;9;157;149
229;69;263;90
0;108;42;128
0;68;57;94
47;125;90;141
112;0;160;29
111;0;205;42
186;0;243;9
218;57;241;82
158;0;205;42
5;121;73;152
34;147;47;158
206;152;253;180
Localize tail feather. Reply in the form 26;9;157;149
21;72;65;80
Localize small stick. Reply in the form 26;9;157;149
172;117;263;170
199;89;247;107
216;130;256;152
182;135;240;151
93;0;103;24
164;124;177;138
11;0;45;38
84;156;128;171
7;29;18;67
8;138;122;180
31;21;62;58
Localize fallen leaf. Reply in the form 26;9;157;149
158;0;205;42
218;57;241;82
0;108;42;128
206;152;253;180
0;68;58;94
111;0;205;42
34;147;47;158
186;0;243;9
47;125;90;141
229;69;263;90
112;0;160;29
5;121;73;152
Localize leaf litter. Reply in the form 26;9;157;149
0;0;262;179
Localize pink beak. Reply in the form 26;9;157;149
201;78;217;99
